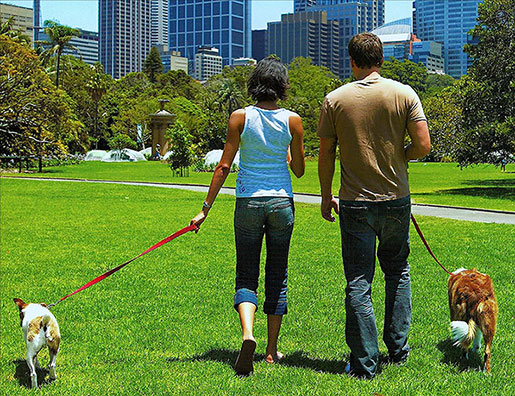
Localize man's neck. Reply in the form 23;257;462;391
354;68;381;81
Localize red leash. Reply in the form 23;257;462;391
410;214;452;275
48;224;198;308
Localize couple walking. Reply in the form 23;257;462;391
190;33;431;379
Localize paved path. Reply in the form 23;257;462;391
4;176;515;225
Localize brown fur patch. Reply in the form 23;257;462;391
27;316;43;343
47;322;61;354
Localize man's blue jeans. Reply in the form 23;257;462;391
339;196;412;378
233;197;294;315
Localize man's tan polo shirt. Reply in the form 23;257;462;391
317;75;427;201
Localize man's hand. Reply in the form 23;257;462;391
321;195;339;222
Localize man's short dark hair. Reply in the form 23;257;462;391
348;33;383;69
247;56;289;102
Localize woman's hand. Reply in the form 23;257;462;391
190;210;208;232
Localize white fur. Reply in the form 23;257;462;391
20;304;60;388
450;320;469;346
451;268;467;275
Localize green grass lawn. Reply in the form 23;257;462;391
2;160;514;212
1;178;514;395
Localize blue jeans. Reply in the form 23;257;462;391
233;197;294;315
339;196;412;378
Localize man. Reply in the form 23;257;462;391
317;33;430;379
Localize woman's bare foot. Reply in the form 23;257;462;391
265;350;284;364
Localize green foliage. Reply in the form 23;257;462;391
107;133;137;156
166;120;194;173
457;0;515;166
0;16;31;45
37;20;80;88
143;46;164;83
422;73;456;99
0;36;83;159
282;57;341;156
381;57;428;96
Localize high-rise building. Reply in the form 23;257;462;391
156;45;189;73
151;0;169;47
413;0;482;78
294;0;385;78
267;11;340;77
168;0;251;75
99;0;152;79
371;19;445;74
251;29;267;62
195;46;223;81
0;2;33;39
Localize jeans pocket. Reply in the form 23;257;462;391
386;203;411;225
268;199;295;229
341;206;369;233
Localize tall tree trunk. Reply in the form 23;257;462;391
56;51;61;89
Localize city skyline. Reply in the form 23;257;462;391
2;0;412;32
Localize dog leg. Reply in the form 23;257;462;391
48;347;58;380
26;352;37;389
472;329;482;354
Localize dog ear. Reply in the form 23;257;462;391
13;298;27;310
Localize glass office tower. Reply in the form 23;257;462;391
413;0;482;78
99;0;152;79
169;0;251;72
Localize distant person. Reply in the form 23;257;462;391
190;56;305;376
317;33;431;379
501;157;507;172
153;144;161;160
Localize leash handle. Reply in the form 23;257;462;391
410;214;452;275
48;224;198;308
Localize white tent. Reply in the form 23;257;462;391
139;147;152;156
203;149;240;167
102;149;147;162
163;151;174;160
84;150;108;161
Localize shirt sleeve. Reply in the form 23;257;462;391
407;88;427;123
317;97;337;139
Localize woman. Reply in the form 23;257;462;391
190;56;305;375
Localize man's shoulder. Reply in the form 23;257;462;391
377;77;417;94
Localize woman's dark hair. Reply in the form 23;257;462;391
348;33;383;69
247;56;289;102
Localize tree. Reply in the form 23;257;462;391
458;0;515;165
166;120;194;176
85;64;112;148
422;73;456;99
0;36;83;166
37;20;80;89
282;57;340;155
381;58;428;96
0;16;31;45
143;46;164;83
108;133;137;159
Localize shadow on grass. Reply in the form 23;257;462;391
12;359;55;389
435;187;514;200
172;348;391;376
436;339;483;372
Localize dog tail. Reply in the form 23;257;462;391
41;315;54;342
450;319;476;348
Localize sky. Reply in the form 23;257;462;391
3;0;413;32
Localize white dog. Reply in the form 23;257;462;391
14;298;61;388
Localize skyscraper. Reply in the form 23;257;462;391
413;0;482;78
168;0;251;75
267;11;340;77
294;0;385;78
99;0;152;79
151;0;169;47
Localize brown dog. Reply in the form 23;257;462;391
448;268;498;373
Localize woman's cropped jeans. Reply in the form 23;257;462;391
339;196;412;378
233;197;294;316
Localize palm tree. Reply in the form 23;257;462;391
0;16;31;45
37;20;79;89
217;78;246;116
85;64;111;148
